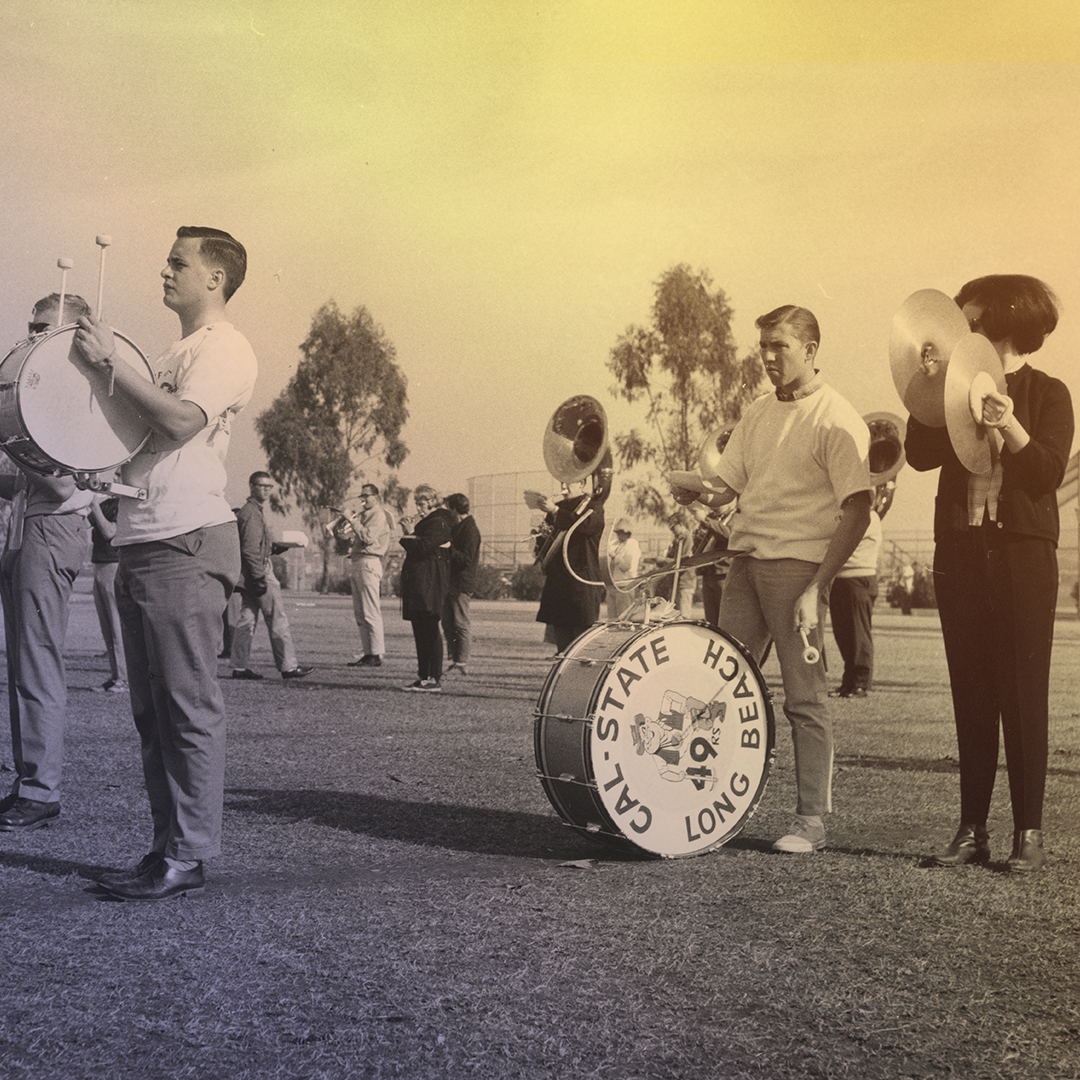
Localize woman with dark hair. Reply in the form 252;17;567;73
398;485;454;692
905;275;1074;872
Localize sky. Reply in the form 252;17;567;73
2;0;1078;544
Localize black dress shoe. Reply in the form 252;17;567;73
1006;829;1046;873
232;669;264;680
105;860;205;901
931;823;990;867
282;666;313;679
0;797;61;831
94;852;164;889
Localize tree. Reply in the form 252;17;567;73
607;265;765;524
256;300;409;590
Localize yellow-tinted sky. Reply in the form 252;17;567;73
1;1;1077;537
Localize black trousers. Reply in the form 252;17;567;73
409;615;444;681
934;529;1057;831
828;575;876;692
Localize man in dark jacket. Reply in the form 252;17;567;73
442;493;481;675
229;472;312;681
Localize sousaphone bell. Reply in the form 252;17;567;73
535;395;613;573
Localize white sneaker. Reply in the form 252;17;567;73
772;815;826;853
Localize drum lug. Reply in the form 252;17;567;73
535;769;598;791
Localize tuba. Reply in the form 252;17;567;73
864;411;906;520
535;395;613;573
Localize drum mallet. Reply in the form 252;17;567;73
94;234;112;319
798;627;821;665
57;257;73;325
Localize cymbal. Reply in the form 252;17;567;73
945;333;1006;476
889;289;969;428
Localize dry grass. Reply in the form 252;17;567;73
1;592;1078;1079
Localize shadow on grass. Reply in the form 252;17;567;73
836;753;1080;778
225;786;651;862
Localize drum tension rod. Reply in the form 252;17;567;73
534;770;598;790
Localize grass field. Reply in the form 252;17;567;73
1;591;1078;1080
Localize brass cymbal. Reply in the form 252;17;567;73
889;289;969;428
945;333;1006;476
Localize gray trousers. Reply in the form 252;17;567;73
719;556;833;817
1;513;90;802
117;523;239;861
229;558;297;673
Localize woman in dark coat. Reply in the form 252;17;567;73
905;275;1074;873
399;484;454;691
535;481;605;653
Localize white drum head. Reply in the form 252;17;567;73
16;327;153;472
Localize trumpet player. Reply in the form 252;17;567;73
343;484;392;668
671;305;872;855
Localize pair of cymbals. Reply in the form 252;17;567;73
889;289;1005;476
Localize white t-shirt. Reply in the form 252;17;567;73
116;321;257;545
836;509;882;578
717;380;871;563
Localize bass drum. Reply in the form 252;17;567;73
535;620;775;858
0;326;153;474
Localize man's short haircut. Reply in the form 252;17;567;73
33;293;91;322
954;275;1059;356
756;305;821;347
249;471;273;485
361;483;381;498
445;493;469;515
176;226;247;301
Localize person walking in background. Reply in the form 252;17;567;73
399;485;453;692
605;518;640;619
74;225;257;900
0;293;94;833
535;481;605;653
442;492;480;676
89;494;127;694
345;483;392;668
671;304;872;856
229;471;312;682
906;274;1073;873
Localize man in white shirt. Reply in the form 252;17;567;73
673;305;871;854
345;483;392;667
74;227;257;900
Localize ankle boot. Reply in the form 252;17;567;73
931;823;990;867
1006;829;1045;873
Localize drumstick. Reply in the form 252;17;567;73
799;627;820;665
94;235;112;319
57;257;73;326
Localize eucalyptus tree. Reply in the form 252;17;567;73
607;264;765;524
257;300;408;589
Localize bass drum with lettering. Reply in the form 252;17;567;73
535;620;775;858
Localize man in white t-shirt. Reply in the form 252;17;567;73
74;227;257;900
673;305;871;854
